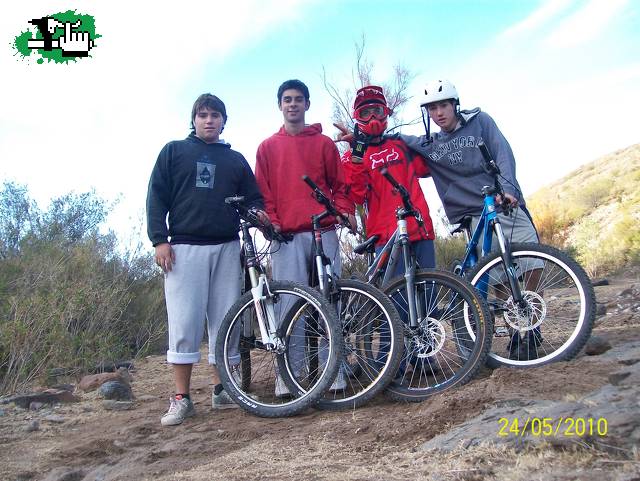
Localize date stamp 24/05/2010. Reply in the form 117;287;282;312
498;417;608;438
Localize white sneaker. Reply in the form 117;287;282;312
161;396;195;426
275;375;291;398
329;368;347;392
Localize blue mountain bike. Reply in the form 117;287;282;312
452;141;596;368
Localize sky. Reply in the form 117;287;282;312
1;0;639;244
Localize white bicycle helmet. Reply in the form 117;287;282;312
419;79;459;106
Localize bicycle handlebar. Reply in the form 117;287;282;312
301;175;355;233
379;168;424;226
224;196;292;243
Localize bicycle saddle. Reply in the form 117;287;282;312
354;235;380;255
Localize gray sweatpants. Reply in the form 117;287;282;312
164;242;242;365
270;230;341;373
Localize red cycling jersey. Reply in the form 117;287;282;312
340;136;435;246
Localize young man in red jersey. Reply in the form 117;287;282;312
340;85;436;273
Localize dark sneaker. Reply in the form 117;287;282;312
525;329;544;360
507;332;523;360
275;374;292;398
161;396;195;426
212;389;239;410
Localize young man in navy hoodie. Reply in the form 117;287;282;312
147;93;265;426
255;79;355;395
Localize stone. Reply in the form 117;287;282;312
136;395;157;402
25;420;40;432
0;408;5;416
41;467;86;481
98;381;133;401
44;414;66;423
7;389;80;409
592;278;609;287
584;336;612;356
79;368;130;392
30;401;45;411
102;400;135;411
595;303;607;316
421;362;640;454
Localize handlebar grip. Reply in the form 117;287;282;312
302;175;319;190
380;168;400;189
477;141;501;175
224;196;245;205
477;141;492;163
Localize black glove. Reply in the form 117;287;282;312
351;124;369;164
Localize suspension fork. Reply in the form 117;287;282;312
241;220;283;352
491;219;526;306
397;218;420;328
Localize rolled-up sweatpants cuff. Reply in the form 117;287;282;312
167;350;201;364
209;353;240;366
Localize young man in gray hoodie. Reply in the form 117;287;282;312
400;79;541;359
400;79;537;243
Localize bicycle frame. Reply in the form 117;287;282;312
456;176;525;306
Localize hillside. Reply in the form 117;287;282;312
1;271;639;481
528;143;640;277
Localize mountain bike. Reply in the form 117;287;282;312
289;175;404;410
215;196;342;417
451;141;595;367
353;169;493;402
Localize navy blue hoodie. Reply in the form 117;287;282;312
146;133;264;246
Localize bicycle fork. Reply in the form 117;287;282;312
492;220;526;308
248;267;285;353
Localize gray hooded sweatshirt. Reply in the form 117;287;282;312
401;109;525;224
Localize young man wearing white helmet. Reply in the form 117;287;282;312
400;79;541;359
400;79;537;242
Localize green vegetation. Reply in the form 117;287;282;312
528;143;640;277
0;182;165;395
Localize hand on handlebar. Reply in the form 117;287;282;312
496;192;518;212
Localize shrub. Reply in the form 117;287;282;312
0;184;166;395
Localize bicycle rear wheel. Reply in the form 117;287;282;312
383;269;492;402
468;242;595;367
215;281;341;417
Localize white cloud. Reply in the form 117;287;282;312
544;0;630;48
0;0;318;239
500;0;574;39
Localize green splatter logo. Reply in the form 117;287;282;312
12;10;100;64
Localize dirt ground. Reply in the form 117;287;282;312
1;273;639;481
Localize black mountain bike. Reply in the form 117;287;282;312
352;169;493;402
291;175;404;410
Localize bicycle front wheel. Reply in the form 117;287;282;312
215;281;341;417
318;279;404;411
468;242;595;368
383;269;492;402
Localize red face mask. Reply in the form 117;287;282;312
355;104;389;136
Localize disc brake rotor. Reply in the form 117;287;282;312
503;290;546;332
